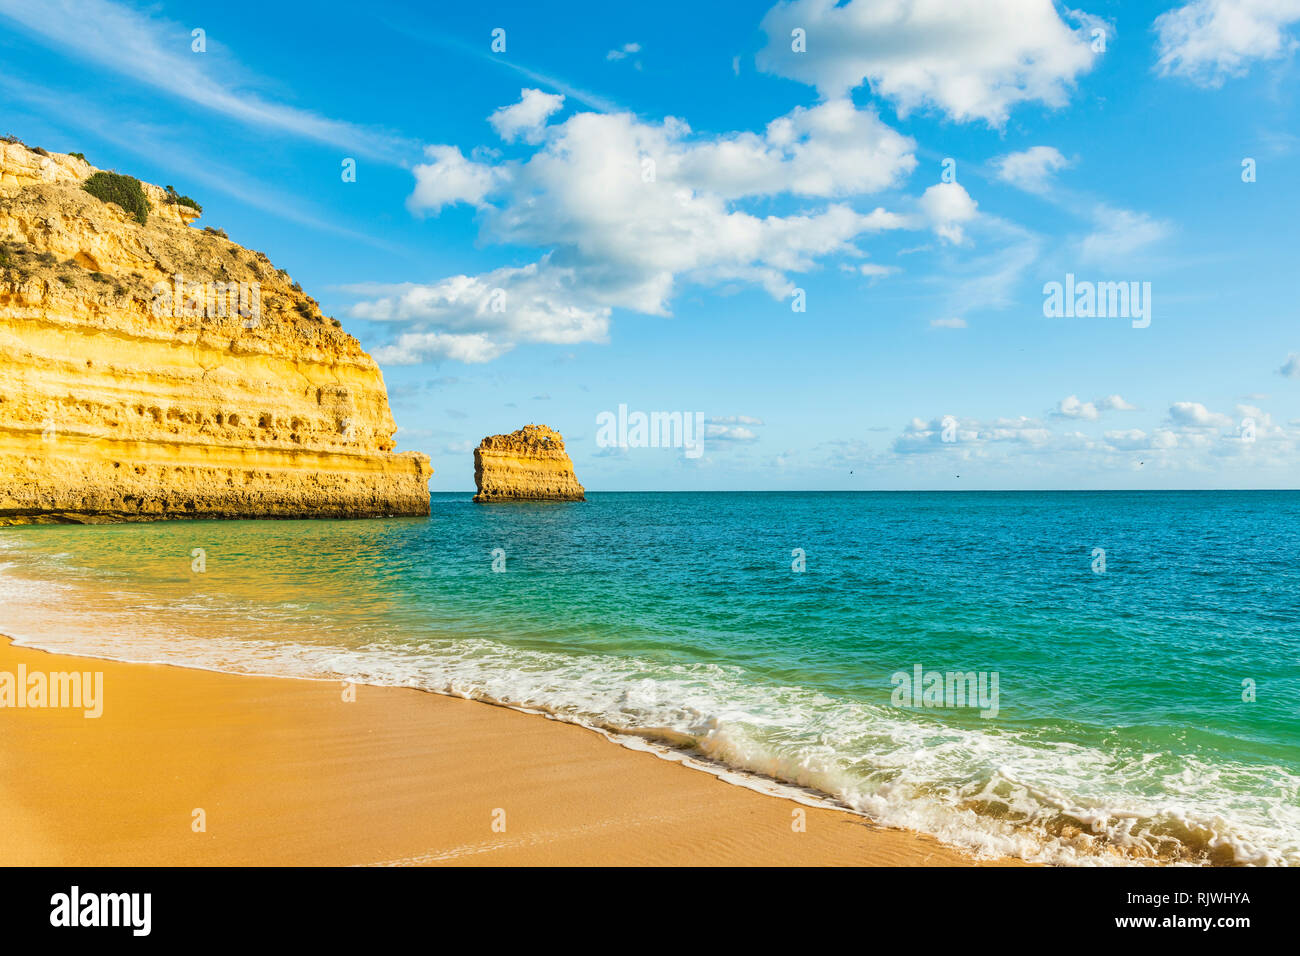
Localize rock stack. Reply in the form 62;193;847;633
473;425;585;502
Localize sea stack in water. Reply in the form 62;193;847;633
0;141;432;524
473;425;585;503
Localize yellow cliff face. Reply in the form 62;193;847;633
473;424;585;502
0;141;431;524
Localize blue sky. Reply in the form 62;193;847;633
2;0;1298;490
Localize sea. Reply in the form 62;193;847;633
1;490;1297;865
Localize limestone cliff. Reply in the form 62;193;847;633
0;141;431;524
473;425;585;502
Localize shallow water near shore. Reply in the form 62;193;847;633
2;490;1297;865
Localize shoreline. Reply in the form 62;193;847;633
0;633;1019;866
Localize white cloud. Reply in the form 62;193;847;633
375;332;508;365
893;415;1051;453
930;317;967;328
875;394;1300;479
1168;401;1234;428
1055;393;1137;419
1100;394;1137;411
1103;428;1153;450
1279;352;1300;377
676;98;917;199
705;425;760;442
349;258;611;364
406;145;500;215
367;98;921;363
919;182;979;243
489;88;566;143
994;145;1070;193
1155;0;1300;86
756;0;1102;125
707;415;765;425
1057;395;1100;420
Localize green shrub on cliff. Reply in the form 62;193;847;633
83;172;149;225
164;184;202;213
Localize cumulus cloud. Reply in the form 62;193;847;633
756;0;1103;125
892;415;1051;453
1054;393;1137;419
489;88;566;143
1103;428;1154;450
705;425;760;442
406;145;499;215
1056;395;1100;420
919;182;979;243
357;96;920;363
1168;401;1234;428
676;98;917;199
374;332;507;365
876;394;1300;478
348;258;610;364
994;145;1070;193
1155;0;1300;86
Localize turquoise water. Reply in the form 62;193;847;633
2;491;1298;864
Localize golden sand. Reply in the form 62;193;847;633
0;635;1018;866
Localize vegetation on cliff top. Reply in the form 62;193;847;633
82;171;150;225
164;184;202;213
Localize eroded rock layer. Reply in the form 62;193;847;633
0;141;431;524
473;425;585;502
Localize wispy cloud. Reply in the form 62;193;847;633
0;0;417;162
381;19;624;114
0;71;406;253
606;42;642;62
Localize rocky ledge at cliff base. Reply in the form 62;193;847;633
473;425;585;503
0;140;431;523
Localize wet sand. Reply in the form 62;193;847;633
0;635;1027;866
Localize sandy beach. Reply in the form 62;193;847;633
0;634;1012;867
